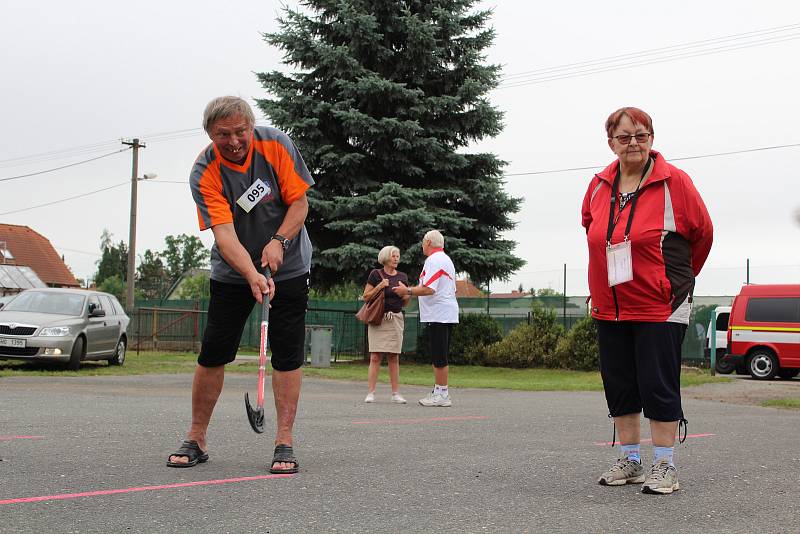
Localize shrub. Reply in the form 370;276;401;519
552;316;599;371
484;307;564;368
449;314;504;365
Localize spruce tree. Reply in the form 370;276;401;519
256;0;523;287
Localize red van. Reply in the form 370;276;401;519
721;284;800;380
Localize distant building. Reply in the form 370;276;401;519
0;224;79;296
455;277;483;297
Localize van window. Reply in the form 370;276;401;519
745;297;800;323
715;312;729;331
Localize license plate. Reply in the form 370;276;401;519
0;337;26;348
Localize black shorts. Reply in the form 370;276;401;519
198;273;309;371
427;322;454;368
595;319;687;422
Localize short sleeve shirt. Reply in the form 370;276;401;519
189;126;314;283
367;269;409;314
418;250;459;323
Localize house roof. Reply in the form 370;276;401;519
455;278;483;297
0;265;47;292
0;224;80;288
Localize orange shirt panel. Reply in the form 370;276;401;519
254;140;310;204
197;162;233;230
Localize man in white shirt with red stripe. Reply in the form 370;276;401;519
394;230;459;406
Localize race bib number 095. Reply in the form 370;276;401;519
236;179;272;213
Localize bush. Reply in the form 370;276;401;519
411;314;503;365
449;314;504;365
552;316;599;371
484;307;564;368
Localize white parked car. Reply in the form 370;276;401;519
0;288;129;370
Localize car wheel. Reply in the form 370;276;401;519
67;336;85;371
109;338;126;366
747;349;778;380
777;369;799;380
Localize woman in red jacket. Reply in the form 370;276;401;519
582;107;713;494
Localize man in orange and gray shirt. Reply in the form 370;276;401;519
167;96;313;474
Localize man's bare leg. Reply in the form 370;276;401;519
433;365;449;387
650;420;678;448
169;364;225;464
271;367;302;470
614;412;641;446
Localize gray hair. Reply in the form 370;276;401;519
377;246;400;266
423;230;444;248
202;96;256;133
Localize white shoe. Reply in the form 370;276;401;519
391;393;407;404
364;392;375;403
418;391;452;407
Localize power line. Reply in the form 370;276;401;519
0;182;129;216
499;29;800;88
502;22;800;81
0;149;130;183
53;246;102;257
503;142;800;177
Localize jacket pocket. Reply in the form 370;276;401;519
659;278;673;303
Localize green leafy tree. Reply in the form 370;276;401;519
95;229;128;286
257;0;523;288
176;272;212;300
162;234;209;283
97;274;124;301
137;249;169;300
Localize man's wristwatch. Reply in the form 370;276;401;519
271;234;290;251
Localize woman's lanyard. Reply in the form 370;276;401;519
605;157;652;246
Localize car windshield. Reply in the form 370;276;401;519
3;291;86;316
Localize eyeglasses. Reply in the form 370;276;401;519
611;132;652;145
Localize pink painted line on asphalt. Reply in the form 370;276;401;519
0;436;44;442
593;433;715;446
0;474;293;506
352;415;489;425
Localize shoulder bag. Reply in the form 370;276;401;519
355;270;386;325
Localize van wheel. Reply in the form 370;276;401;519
713;349;734;374
747;349;778;380
714;357;735;374
778;369;799;380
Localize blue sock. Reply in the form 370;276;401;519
620;444;640;464
653;446;674;467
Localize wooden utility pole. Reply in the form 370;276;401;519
122;138;146;310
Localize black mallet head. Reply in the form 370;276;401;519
244;392;264;433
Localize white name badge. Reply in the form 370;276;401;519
236;179;272;213
606;240;634;287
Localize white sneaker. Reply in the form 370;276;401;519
418;391;452;407
391;393;407;404
364;392;375;403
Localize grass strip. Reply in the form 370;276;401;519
760;398;800;410
1;351;726;391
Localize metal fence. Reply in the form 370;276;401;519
130;295;736;364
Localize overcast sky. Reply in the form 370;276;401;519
2;1;799;295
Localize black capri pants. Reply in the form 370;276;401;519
595;319;687;422
198;273;309;371
427;322;454;368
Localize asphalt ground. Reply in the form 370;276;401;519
1;372;799;534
